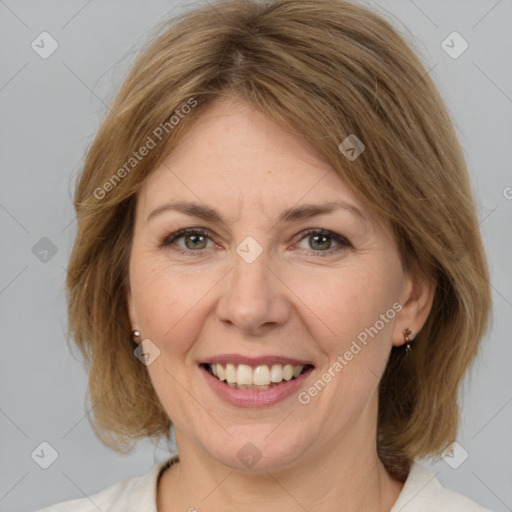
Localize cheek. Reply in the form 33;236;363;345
129;254;217;356
287;261;400;352
129;259;205;416
333;272;402;392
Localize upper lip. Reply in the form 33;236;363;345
201;354;315;367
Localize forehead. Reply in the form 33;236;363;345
138;96;369;224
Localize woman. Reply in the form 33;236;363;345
37;0;494;510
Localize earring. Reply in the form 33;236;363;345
132;330;141;341
403;328;414;355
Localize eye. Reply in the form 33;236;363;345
160;228;214;255
293;228;351;256
160;227;351;257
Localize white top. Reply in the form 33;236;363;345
35;456;494;511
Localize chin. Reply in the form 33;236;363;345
201;428;311;473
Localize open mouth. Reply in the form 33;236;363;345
201;362;314;390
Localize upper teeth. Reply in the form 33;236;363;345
210;363;304;386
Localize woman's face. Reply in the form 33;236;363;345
127;96;432;472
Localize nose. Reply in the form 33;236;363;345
215;250;292;336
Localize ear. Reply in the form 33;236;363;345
392;266;436;347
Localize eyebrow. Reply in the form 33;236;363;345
146;199;368;225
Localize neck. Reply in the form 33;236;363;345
157;428;404;512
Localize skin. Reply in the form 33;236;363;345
126;95;435;512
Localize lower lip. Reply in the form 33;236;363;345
200;365;314;408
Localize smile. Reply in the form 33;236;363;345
199;356;315;407
203;362;312;389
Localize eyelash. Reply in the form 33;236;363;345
160;227;351;257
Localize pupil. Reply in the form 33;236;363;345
312;234;330;250
186;234;206;250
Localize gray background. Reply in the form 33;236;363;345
0;0;511;510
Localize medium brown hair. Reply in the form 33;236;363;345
66;0;491;480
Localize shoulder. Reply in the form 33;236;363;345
34;477;136;512
34;456;176;512
391;461;495;512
